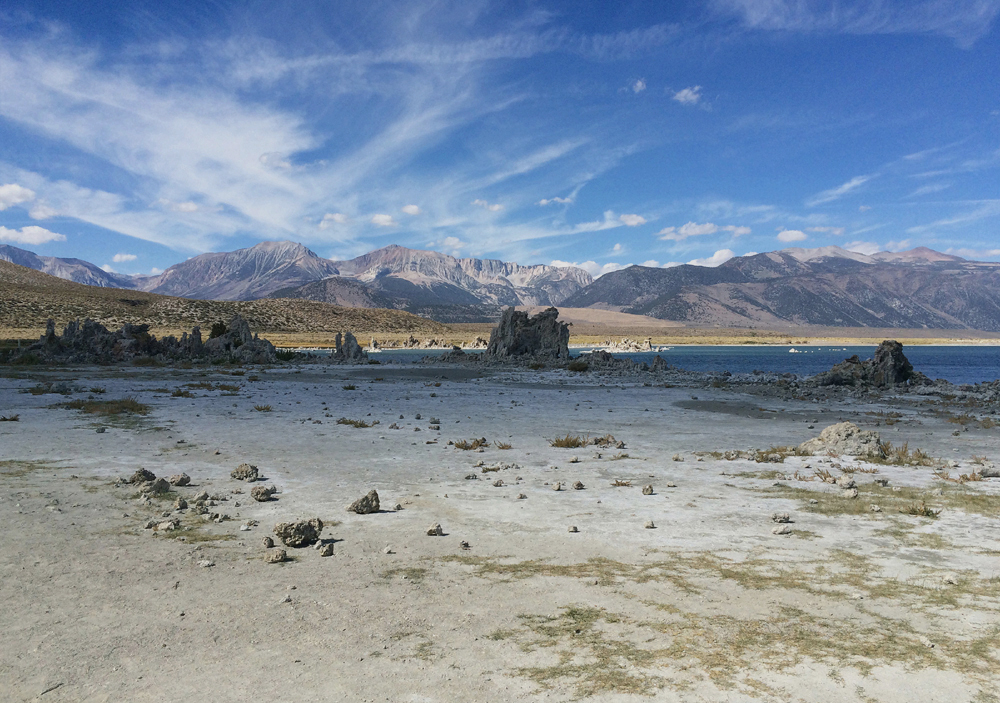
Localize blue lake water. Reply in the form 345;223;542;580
302;345;1000;385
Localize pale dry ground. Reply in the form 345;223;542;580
2;364;1000;702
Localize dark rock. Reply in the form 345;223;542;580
485;307;569;360
146;478;171;494
811;340;929;388
129;468;156;484
10;314;275;365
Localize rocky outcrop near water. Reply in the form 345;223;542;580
810;340;930;388
332;331;367;362
486;307;570;360
8;314;276;364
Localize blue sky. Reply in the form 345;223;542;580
0;0;998;278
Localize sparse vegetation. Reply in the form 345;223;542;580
209;321;228;339
89;386;106;394
873;441;934;466
254;404;273;412
567;359;589;372
611;479;632;487
63;396;149;416
171;388;194;398
453;437;487;450
900;501;941;518
550;433;588;448
275;350;297;361
337;417;379;428
0;414;19;421
494;440;512;450
342;384;357;390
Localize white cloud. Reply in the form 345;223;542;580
807;226;846;236
155;199;200;213
619;213;646;226
436;236;467;252
28;204;57;219
371;213;397;226
472;199;504;212
319;212;348;229
657;221;750;241
538;196;573;205
859;205;872;212
672;86;702;105
100;264;116;273
150;267;163;274
641;259;660;267
550;259;628;278
0;183;36;210
112;253;137;263
908;183;952;198
401;204;421;215
0;225;66;245
777;229;808;242
632;79;646;93
906;201;1000;234
714;0;1000;48
805;175;873;206
612;243;623;253
945;247;1000;260
844;241;881;256
688;249;735;267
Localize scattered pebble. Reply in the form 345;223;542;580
567;525;578;533
427;523;444;536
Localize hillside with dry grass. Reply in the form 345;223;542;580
0;259;448;340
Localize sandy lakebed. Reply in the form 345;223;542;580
1;362;999;702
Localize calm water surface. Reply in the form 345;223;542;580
306;345;1000;385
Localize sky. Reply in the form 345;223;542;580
0;0;999;278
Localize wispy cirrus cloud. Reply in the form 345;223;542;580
805;175;874;206
658;221;750;241
713;0;1000;48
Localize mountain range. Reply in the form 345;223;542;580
562;246;1000;330
4;240;1000;330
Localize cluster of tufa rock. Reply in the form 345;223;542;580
810;340;930;389
485;307;570;361
273;518;324;548
11;314;276;365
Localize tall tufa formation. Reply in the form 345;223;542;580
811;340;929;388
332;331;367;363
486;307;570;360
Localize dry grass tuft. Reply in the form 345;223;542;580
0;413;19;421
453;437;487;450
253;404;273;412
337;417;379;428
63;396;149;416
494;440;512;450
550;433;588;448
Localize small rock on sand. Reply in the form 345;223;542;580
347;489;380;514
771;513;791;523
552;482;563;491
264;549;287;563
168;473;191;486
231;463;259;482
493;479;504;487
274;518;323;548
262;536;274;548
642;485;653;495
250;485;276;502
198;559;215;568
843;487;859;499
672;454;683;462
568;525;579;533
572;481;585;490
174;497;188;510
427;523;444;536
772;525;792;535
644;520;655;529
129;468;155;484
870;504;882;513
569;456;580;463
319;543;335;557
146;478;171;495
517;493;527;500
